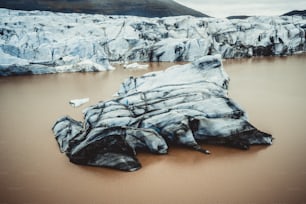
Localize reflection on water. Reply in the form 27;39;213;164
0;55;306;203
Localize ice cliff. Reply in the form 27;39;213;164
1;8;306;75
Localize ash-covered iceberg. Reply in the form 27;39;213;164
1;8;306;76
52;55;272;171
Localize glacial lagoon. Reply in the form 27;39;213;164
0;54;306;203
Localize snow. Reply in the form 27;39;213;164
0;8;305;75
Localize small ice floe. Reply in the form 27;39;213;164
69;98;90;107
123;62;149;70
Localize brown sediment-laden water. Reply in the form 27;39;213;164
0;55;305;203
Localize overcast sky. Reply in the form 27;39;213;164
175;0;306;18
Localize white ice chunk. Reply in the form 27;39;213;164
123;63;149;69
69;98;90;107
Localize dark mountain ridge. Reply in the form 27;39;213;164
282;10;306;16
0;0;208;17
226;15;250;20
226;10;306;19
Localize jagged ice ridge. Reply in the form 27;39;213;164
0;8;305;75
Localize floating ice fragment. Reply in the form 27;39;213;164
123;63;149;69
69;98;90;107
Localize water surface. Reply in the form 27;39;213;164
0;55;305;204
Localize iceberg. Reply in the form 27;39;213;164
52;55;272;171
1;8;306;75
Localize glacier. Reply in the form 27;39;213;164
0;8;306;75
52;55;273;171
